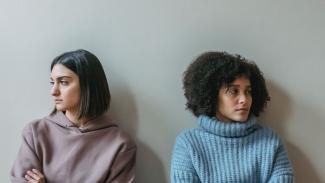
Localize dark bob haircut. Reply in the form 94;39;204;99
183;51;270;118
51;49;110;119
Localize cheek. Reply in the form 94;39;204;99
66;86;81;102
248;97;253;106
218;97;234;112
245;99;253;113
72;90;81;103
70;93;80;103
222;97;236;107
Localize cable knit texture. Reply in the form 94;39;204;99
171;115;294;183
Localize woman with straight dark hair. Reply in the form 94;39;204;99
171;51;294;182
11;49;136;183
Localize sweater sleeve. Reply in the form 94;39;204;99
171;134;201;183
105;144;137;183
268;139;294;183
10;123;42;183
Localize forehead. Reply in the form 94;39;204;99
229;76;251;86
51;64;77;79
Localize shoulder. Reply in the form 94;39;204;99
174;128;204;147
117;130;137;150
20;117;53;146
22;117;48;135
175;128;199;140
255;124;284;146
107;127;137;152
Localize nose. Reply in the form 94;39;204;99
51;83;59;96
239;93;248;104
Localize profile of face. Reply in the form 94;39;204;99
216;76;252;122
50;64;81;115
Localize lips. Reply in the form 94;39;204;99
54;99;63;103
235;108;248;112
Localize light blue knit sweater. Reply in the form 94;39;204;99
171;115;294;183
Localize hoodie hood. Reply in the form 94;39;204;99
45;111;117;133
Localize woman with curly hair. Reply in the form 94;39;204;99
171;51;294;183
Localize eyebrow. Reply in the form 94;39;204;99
50;76;72;81
227;84;251;88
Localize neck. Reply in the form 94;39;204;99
65;110;88;127
215;113;231;123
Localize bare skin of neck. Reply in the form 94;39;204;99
65;110;88;128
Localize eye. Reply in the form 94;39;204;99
227;88;238;95
246;89;252;95
50;81;54;85
60;81;69;86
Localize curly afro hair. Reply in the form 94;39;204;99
183;51;270;118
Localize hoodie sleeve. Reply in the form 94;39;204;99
105;142;137;183
10;123;42;183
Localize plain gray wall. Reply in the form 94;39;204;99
1;0;324;182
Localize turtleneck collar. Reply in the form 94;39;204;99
45;111;117;133
198;115;259;137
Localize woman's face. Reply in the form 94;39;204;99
216;76;252;122
50;64;81;115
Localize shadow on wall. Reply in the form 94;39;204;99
109;85;167;183
136;142;167;183
286;141;322;183
260;80;322;183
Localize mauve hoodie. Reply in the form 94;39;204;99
11;111;136;183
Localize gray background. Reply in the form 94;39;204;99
1;0;324;182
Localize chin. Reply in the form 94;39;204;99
55;105;66;111
233;116;249;122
